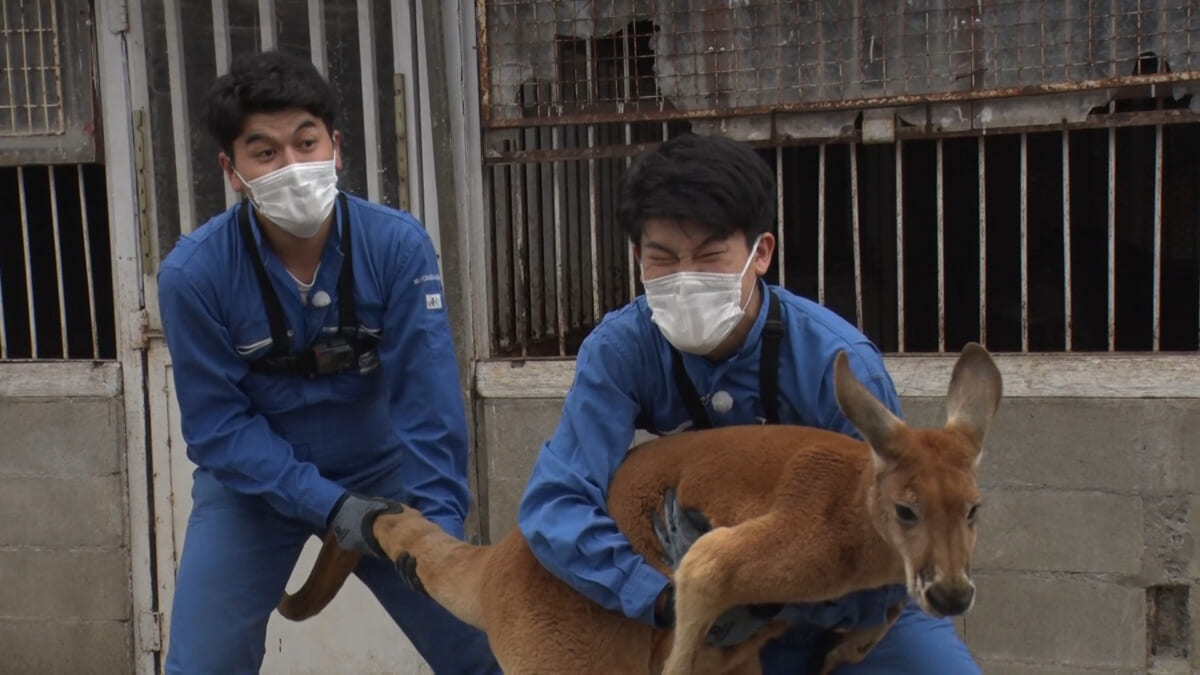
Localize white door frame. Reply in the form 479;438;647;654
93;1;157;673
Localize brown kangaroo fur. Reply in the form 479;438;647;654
278;343;1002;674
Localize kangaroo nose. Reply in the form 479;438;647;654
925;583;975;616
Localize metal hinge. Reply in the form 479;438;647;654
137;610;162;652
132;108;155;273
394;73;410;212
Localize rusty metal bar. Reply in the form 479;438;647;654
1153;123;1163;351
511;145;528;354
491;161;513;351
978;136;987;346
34;0;54;131
552;126;566;353
775;148;785;288
482;110;1200;166
850;142;864;332
817;143;826;306
937;138;946;353
587;124;601;327
626;123;636;302
1062;130;1072;351
1107;126;1116;351
481;71;1200;129
523;124;544;344
1020;132;1029;352
48;167;68;357
17;167;37;357
77;166;99;359
895;140;904;351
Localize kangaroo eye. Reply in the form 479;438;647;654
894;503;918;525
967;504;980;524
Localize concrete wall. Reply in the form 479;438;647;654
0;369;133;674
477;395;1200;674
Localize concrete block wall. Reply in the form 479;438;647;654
0;392;133;674
477;395;1200;674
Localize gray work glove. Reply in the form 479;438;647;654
652;487;785;647
327;492;405;558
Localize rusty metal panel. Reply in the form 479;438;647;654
478;0;1200;128
0;0;97;165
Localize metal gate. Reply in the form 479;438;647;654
126;1;449;671
476;0;1200;358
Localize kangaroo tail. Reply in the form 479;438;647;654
277;531;363;621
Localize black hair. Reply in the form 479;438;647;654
616;133;776;246
205;50;337;157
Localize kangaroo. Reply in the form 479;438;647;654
277;342;1002;674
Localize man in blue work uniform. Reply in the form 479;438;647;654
517;133;982;673
157;50;499;674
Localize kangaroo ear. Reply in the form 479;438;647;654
944;342;1004;460
834;351;904;464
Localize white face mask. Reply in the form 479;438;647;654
643;235;762;355
236;155;339;239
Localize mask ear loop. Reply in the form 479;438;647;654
736;234;765;312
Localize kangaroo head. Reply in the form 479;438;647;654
833;342;1002;618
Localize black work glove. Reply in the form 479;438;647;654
651;487;786;646
326;492;405;558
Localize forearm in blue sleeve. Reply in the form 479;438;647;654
159;268;346;529
516;339;670;623
377;230;471;539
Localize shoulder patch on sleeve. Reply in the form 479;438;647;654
426;293;443;310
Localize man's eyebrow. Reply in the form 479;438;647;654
696;234;731;250
641;240;678;255
293;119;318;134
241;131;273;147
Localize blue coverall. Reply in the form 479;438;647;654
158;195;499;674
518;279;982;673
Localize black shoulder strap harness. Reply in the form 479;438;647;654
238;193;378;378
670;289;783;429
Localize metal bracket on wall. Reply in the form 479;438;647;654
132;108;154;273
394;73;410;212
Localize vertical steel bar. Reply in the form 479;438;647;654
15;0;31;132
626;123;636;302
49;168;68;357
937;138;946;352
78;166;99;358
1062;130;1072;350
356;0;381;202
34;0;52;131
1;0;18;133
212;0;238;208
17;167;37;357
1020;133;1029;351
308;0;326;75
552;126;566;354
978;136;987;345
895;140;905;350
212;0;231;75
1153;123;1163;350
511;153;528;354
165;0;197;231
817;144;826;306
849;143;864;332
587;125;601;326
258;0;277;51
1107;126;1116;350
776;148;785;288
